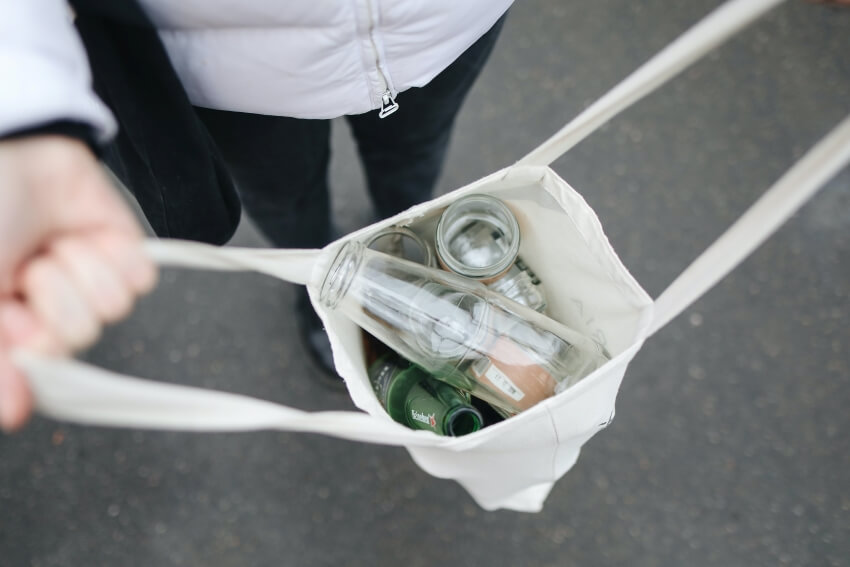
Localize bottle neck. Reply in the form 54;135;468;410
444;406;483;436
403;377;482;436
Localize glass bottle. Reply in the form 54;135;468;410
318;241;608;415
369;353;483;436
436;194;547;313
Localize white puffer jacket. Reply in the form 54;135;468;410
0;0;511;143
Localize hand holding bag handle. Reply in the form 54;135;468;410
13;0;848;438
14;244;450;448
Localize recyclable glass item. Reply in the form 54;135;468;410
369;353;483;436
319;242;608;415
365;226;434;267
436;194;547;313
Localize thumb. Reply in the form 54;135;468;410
0;301;39;432
0;346;33;432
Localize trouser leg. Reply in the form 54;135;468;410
195;109;332;249
195;109;339;375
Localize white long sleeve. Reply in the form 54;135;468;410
0;0;116;141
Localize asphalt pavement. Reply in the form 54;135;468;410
1;1;849;566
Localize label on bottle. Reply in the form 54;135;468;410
368;355;402;406
478;363;525;402
410;408;438;429
405;381;451;433
369;356;454;434
469;337;558;412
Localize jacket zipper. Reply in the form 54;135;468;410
365;0;399;118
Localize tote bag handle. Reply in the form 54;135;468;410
18;107;850;435
516;0;787;167
14;0;847;438
648;115;850;336
513;0;850;336
16;245;449;447
15;349;443;447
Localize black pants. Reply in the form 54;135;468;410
195;17;505;250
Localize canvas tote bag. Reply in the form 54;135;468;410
15;0;850;512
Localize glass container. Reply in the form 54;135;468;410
365;226;434;267
435;194;547;313
319;242;608;415
369;353;482;436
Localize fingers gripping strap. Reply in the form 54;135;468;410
15;241;432;444
144;239;320;286
649;114;850;336
17;241;431;443
517;0;786;167
15;351;437;447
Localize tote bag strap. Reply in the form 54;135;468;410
516;0;786;168
511;0;849;335
143;239;320;285
648;115;850;336
14;242;443;448
15;351;436;447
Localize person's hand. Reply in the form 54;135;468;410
0;135;157;431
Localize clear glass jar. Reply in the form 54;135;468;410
365;226;434;267
318;242;608;415
435;194;547;313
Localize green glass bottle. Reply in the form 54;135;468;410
369;353;483;436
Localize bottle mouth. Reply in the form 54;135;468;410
319;241;363;310
446;406;483;436
435;194;521;280
365;226;435;267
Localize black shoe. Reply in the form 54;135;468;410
296;290;346;388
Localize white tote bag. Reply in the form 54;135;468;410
15;0;850;512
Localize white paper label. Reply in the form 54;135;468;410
483;363;526;402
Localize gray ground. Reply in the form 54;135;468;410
2;1;849;566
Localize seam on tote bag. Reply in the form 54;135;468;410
544;403;562;482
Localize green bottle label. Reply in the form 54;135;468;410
368;354;404;407
405;381;448;432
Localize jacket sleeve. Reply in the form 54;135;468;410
0;0;116;142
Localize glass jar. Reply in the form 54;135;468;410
365;226;434;267
435;194;547;313
318;242;607;415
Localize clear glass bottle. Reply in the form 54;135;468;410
369;353;482;436
436;194;547;313
319;242;608;415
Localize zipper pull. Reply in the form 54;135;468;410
379;91;399;118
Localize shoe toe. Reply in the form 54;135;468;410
296;299;345;386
